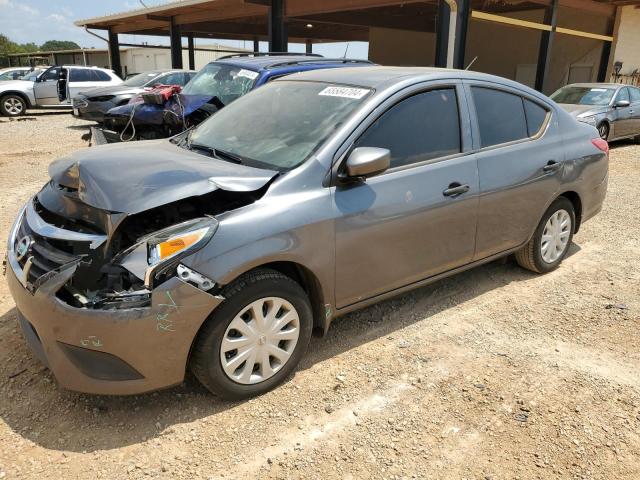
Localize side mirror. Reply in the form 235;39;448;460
615;99;630;108
343;147;391;180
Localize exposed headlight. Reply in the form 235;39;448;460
148;222;215;266
116;217;218;288
577;115;597;126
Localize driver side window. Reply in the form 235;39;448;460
615;88;630;104
354;88;461;169
40;68;61;82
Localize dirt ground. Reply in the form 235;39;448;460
0;111;639;480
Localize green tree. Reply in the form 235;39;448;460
0;34;39;66
40;40;81;51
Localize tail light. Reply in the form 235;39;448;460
591;138;609;156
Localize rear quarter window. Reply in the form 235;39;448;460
523;99;549;137
472;87;528;148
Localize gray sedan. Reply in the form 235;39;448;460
73;69;196;122
551;83;640;142
6;67;608;399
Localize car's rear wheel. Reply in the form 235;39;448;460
515;197;575;274
0;94;26;117
597;122;609;141
190;269;313;400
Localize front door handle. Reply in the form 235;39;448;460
443;182;470;197
543;161;561;173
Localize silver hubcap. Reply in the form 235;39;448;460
599;124;608;139
221;297;300;385
4;97;23;115
541;209;571;263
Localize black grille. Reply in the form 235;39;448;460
14;215;84;286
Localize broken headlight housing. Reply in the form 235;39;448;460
117;217;218;288
144;217;218;285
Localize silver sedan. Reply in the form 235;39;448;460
551;83;640;142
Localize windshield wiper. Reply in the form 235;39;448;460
188;142;244;164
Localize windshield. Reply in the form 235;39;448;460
551;86;616;106
187;81;372;171
181;63;257;104
21;71;40;82
123;71;162;87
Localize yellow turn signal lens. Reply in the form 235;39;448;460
152;227;209;262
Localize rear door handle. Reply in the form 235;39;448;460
443;182;470;197
543;161;561;173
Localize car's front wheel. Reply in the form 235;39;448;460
190;269;313;400
515;197;575;273
0;94;26;117
597;122;609;141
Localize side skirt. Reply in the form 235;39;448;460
332;245;524;320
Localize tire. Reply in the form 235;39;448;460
190;268;313;400
515;197;575;274
597;122;609;141
0;94;26;117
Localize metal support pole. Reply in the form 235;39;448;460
435;0;469;69
597;42;612;83
108;28;122;77
535;0;558;93
188;35;196;70
452;0;469;69
170;18;183;69
269;0;287;52
597;16;615;83
435;0;450;68
253;37;260;53
306;40;312;55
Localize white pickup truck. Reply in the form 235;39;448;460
0;65;122;117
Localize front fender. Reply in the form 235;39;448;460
180;189;337;313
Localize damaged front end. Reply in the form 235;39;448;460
5;145;278;394
93;93;222;145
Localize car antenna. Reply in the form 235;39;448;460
343;43;351;59
465;56;478;71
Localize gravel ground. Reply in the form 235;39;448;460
0;112;639;480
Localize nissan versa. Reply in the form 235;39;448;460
5;67;608;399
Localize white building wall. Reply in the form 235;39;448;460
119;44;248;76
613;6;640;75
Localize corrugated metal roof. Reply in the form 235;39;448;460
75;0;217;26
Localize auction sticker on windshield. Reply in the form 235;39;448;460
236;69;259;80
319;86;370;99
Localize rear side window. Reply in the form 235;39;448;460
93;70;112;82
472;87;528;147
631;87;640;103
70;69;93;82
355;88;461;168
523;99;548;137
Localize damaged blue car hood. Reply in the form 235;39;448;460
48;140;278;214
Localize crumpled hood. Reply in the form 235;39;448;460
80;85;144;99
48;140;278;214
558;103;608;118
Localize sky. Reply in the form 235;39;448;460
0;0;369;58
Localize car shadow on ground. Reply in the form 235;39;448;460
0;244;581;453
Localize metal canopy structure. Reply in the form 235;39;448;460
75;0;637;92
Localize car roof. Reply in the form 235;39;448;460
213;55;371;72
279;66;537;90
562;83;622;89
